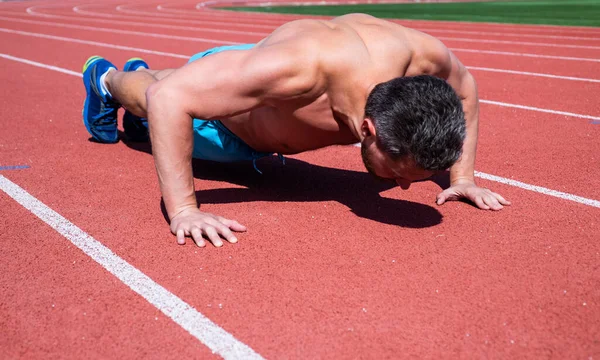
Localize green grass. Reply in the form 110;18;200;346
225;0;600;27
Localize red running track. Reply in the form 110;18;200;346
0;0;599;358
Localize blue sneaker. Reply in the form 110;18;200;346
82;56;120;143
123;57;149;142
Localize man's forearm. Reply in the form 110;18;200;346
450;79;480;184
146;84;197;220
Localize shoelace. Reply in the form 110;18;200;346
92;104;119;127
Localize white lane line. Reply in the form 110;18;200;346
474;171;600;208
156;5;600;42
1;18;598;83
383;144;600;209
0;15;242;44
156;0;600;35
2;52;598;209
0;175;264;360
0;9;271;36
157;4;194;13
118;3;283;25
419;27;600;41
100;7;600;50
396;18;600;33
439;36;600;50
0;28;189;59
479;99;600;121
13;8;600;62
195;0;600;35
158;3;267;19
69;4;600;45
466;66;600;83
397;20;600;36
2;38;599;123
69;5;277;29
118;3;199;17
350;129;600;205
0;53;82;76
451;47;600;63
23;3;600;42
113;7;279;28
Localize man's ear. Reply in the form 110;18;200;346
362;118;377;137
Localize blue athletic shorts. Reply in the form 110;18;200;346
187;44;277;170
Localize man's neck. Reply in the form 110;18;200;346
345;82;377;142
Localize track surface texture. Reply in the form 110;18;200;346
0;1;599;359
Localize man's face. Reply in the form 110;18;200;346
361;137;434;190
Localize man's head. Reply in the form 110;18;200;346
361;75;466;189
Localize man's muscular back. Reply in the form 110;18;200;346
221;13;455;154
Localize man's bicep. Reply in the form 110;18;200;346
155;50;263;120
156;47;315;120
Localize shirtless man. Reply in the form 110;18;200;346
82;13;510;248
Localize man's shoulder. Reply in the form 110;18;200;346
402;31;452;77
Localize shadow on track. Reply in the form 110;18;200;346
121;134;445;229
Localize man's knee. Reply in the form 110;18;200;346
135;68;174;81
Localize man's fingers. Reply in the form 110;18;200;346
205;219;237;243
203;226;224;247
218;217;247;232
172;212;245;249
215;224;238;244
493;192;511;206
176;229;186;245
474;196;490;210
436;193;446;205
229;220;247;232
438;185;508;211
491;197;504;210
484;195;503;211
190;227;206;247
437;191;455;205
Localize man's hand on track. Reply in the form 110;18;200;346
436;179;511;210
170;207;247;247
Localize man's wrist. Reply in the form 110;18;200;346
169;204;199;221
450;176;475;186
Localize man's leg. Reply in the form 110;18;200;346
104;68;175;118
82;56;177;143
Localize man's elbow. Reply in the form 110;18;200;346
145;82;192;136
146;81;171;111
463;71;478;101
146;82;186;115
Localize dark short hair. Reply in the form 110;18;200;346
365;75;466;171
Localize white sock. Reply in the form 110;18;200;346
99;67;116;98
